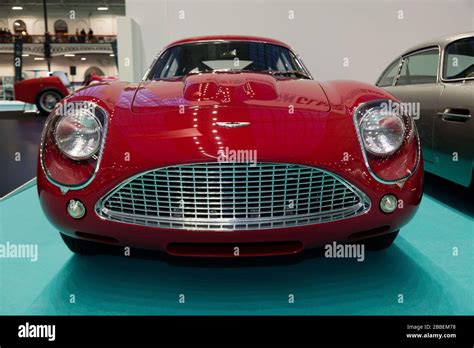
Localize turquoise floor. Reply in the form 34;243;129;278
0;177;472;315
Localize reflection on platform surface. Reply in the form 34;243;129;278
0;110;44;199
0;185;472;315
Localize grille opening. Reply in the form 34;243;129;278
347;226;391;240
75;231;119;244
167;241;303;257
96;162;370;230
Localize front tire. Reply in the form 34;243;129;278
35;89;64;116
361;231;399;251
60;233;110;255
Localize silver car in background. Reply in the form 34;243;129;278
377;32;473;187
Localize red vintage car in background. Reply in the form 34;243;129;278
14;71;117;115
37;35;423;257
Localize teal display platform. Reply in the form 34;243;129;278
0;175;472;315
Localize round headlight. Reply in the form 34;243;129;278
359;109;405;156
54;108;102;160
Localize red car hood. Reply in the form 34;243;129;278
95;73;368;184
131;72;330;112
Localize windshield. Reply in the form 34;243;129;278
147;41;310;80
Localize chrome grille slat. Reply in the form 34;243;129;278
105;191;359;205
192;166;198;219
96;162;371;231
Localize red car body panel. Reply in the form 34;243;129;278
14;76;68;104
37;37;423;257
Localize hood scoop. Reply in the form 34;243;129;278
183;73;278;103
132;72;330;112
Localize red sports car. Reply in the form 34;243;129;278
37;35;423;257
14;72;118;115
14;72;69;115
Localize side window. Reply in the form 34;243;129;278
396;49;439;86
152;50;172;79
443;37;474;80
151;48;184;78
377;59;401;87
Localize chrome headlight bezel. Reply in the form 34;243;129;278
353;98;420;184
54;107;103;160
40;100;109;191
358;107;406;156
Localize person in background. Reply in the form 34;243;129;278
2;28;13;43
80;28;86;43
88;28;94;43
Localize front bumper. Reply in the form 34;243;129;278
37;159;423;257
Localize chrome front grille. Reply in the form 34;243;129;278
96;162;370;230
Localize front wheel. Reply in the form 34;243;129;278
360;231;399;251
60;233;111;255
35;89;64;115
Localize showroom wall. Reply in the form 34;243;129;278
123;0;474;83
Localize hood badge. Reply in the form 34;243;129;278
215;122;250;128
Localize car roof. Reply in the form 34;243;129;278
400;31;474;56
165;35;292;49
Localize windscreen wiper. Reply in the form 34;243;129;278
186;69;243;75
266;70;311;79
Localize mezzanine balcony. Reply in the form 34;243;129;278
0;34;116;56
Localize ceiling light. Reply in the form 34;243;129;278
97;6;108;10
34;57;44;61
64;54;75;57
109;53;115;57
81;57;87;61
12;6;23;10
21;54;29;57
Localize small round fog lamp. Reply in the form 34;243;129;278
380;194;397;213
67;199;86;219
